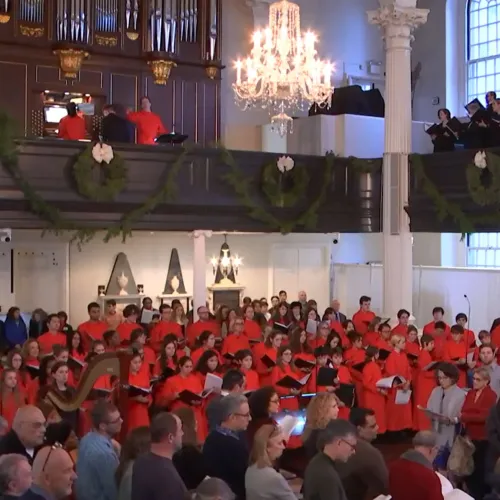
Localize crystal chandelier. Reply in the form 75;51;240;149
232;0;334;136
210;238;243;282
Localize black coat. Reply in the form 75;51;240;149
0;429;33;464
102;113;135;143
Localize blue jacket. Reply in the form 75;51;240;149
4;318;27;348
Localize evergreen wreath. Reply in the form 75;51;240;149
261;161;309;208
465;151;500;206
73;144;127;201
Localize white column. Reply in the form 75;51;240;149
368;1;428;319
245;0;273;27
191;230;212;321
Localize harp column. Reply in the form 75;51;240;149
367;0;428;319
190;230;212;320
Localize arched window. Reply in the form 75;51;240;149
467;233;500;267
467;0;500;103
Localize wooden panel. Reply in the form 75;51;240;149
110;73;139;109
78;70;104;89
181;80;197;143
200;81;218;145
35;65;66;85
0;61;27;134
144;76;175;131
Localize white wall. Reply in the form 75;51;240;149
220;0;384;149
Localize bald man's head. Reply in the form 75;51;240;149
33;446;76;500
12;406;46;449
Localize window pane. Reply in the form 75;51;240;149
488;232;498;246
489;4;498;23
480;43;489;57
479;233;489;246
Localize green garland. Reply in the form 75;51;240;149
465;151;500;206
261;160;309;208
73;144;127;201
411;154;500;236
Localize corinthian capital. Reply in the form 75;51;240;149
245;0;273;27
367;0;428;42
190;230;213;239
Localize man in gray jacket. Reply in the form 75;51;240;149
303;420;357;500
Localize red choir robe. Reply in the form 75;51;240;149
128;110;166;145
363;331;379;347
344;347;366;406
158;373;207;442
310;336;328;350
186;321;221;347
405;341;421;384
414;349;437;431
423;321;450;335
391;323;409;337
352;310;376;334
116;322;142;345
329;320;346;339
37;332;68;356
443;339;469;388
143;345;157;369
244;320;263;341
375;337;393;370
221;334;250;361
77;320;108;351
241;367;260;391
26;378;41;405
334;364;353;420
253;344;277;386
127;369;151;431
0;390;25;429
384;350;413;431
447;328;476;349
430;333;447;361
150;321;184;352
362;360;387;434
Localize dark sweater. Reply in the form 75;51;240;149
202;430;248;499
0;430;33;465
303;452;347;500
334;438;389;500
173;445;206;490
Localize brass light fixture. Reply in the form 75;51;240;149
148;60;176;85
206;66;218;79
53;48;89;78
0;13;10;23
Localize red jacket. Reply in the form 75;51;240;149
389;452;444;500
460;385;497;441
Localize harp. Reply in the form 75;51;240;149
45;351;132;439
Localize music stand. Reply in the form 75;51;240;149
155;132;188;146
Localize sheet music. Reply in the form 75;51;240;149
376;375;406;389
395;389;411;405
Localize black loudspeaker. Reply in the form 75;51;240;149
309;85;385;118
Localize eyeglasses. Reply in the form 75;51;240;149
234;412;251;419
41;442;63;472
340;439;356;452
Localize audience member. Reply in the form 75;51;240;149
0;406;46;464
194;478;235;500
0;417;8;438
131;412;186;500
116;426;151;500
247;388;280;448
245;424;294;500
203;394;251;499
303;419;357;500
335;408;388;500
75;401;122;500
206;370;246;432
31;444;77;500
302;393;339;460
388;431;443;500
172;407;206;490
0;454;32;498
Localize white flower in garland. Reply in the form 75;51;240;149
474;150;487;170
277;156;294;173
92;143;114;164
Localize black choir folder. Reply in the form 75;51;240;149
336;383;356;408
276;373;310;390
178;389;213;405
150;367;175;384
379;349;391;361
294;358;316;370
128;385;152;397
25;364;40;379
68;356;85;371
316;367;338;387
274;323;291;335
261;354;276;368
88;387;113;400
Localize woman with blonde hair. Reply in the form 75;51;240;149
245;424;295;500
302;392;339;460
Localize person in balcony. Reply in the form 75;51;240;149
127;96;167;145
58;102;86;141
102;103;134;144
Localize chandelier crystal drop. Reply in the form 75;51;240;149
232;0;334;136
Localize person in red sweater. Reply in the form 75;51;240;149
150;303;183;352
127;96;166;144
392;309;410;337
186;306;220;347
461;366;497;499
37;314;67;356
423;307;450;335
77;302;109;351
58;102;86;141
389;431;444;500
116;304;142;344
352;295;376;335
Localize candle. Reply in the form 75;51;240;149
235;60;242;84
